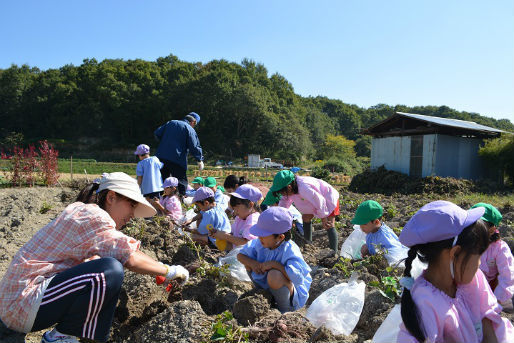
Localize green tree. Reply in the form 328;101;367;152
479;134;514;186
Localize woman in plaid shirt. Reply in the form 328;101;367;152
0;172;189;343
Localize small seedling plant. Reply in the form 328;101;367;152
204;311;249;343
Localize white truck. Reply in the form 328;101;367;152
247;154;283;168
259;158;283;169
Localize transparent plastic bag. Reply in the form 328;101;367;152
216;246;251;282
372;304;401;343
177;208;197;232
306;275;365;335
340;225;367;259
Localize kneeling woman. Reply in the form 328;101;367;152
0;172;188;343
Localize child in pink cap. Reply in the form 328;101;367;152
471;203;514;310
209;184;262;250
397;200;513;343
151;177;183;224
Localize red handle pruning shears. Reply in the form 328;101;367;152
155;275;173;292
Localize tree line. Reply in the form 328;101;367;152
1;54;513;163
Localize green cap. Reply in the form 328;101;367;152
204;177;217;188
470;203;502;226
269;170;295;193
262;190;282;206
217;186;226;193
351;200;383;225
192;177;204;185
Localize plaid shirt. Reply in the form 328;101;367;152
0;202;140;332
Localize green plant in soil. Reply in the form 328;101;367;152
123;218;147;240
39;201;53;214
333;257;353;278
203;311;248;343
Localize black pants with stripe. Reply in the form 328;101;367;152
31;257;124;342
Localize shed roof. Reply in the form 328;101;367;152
363;112;505;138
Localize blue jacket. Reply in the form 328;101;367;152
154;119;203;169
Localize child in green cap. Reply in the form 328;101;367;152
351;200;408;264
204;177;228;212
472;203;514;309
270;170;340;251
185;176;204;196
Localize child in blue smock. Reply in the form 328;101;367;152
188;187;231;248
204;177;229;212
351;200;408;264
135;144;164;201
238;207;312;313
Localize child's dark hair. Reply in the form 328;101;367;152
229;195;261;212
223;175;248;189
400;219;489;342
196;197;215;205
485;221;500;242
76;182;100;204
273;179;298;198
273;230;292;241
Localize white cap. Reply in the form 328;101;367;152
97;172;156;218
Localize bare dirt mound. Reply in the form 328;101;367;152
0;186;512;343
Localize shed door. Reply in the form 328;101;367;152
409;136;423;177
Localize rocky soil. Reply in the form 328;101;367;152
0;186;513;343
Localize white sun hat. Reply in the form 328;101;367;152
97;172;156;218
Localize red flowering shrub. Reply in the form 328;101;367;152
38;140;60;186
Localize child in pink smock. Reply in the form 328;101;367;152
152;177;183;223
471;202;514;309
270;170;340;251
397;200;513;343
209;184;262;251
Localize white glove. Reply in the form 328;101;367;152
197;161;204;171
164;264;189;284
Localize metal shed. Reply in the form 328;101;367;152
362;112;505;180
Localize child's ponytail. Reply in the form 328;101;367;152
401;246;425;343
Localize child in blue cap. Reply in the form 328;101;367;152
134;144;164;205
187;187;231;248
237;207;312;313
398;200;513;342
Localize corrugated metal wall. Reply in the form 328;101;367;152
371;136;411;174
371;134;487;180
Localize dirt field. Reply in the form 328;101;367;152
0;186;513;343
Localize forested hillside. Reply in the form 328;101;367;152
1;54;512;162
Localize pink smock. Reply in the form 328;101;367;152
278;176;339;218
480;239;514;303
397;269;514;343
159;195;183;221
231;212;259;241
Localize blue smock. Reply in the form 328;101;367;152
197;206;231;245
239;239;312;309
154;119;203;170
135;156;163;195
366;222;408;261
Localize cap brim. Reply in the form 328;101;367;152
463;206;485;230
350;217;367;225
111;187;156;218
249;223;273;237
229;192;246;200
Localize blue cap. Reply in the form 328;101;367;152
189;112;200;124
192;187;214;203
249;207;292;237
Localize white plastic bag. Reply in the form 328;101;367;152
177;208;197;230
410;256;427;279
372;304;401;343
306;276;365;335
340;225;367;259
384;246;409;266
216;246;251;282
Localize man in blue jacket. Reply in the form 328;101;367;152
154;112;204;195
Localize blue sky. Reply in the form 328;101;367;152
1;0;513;121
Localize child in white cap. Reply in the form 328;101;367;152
398;200;513;343
150;176;183;223
237;207;312;313
188;187;231;248
209;184;262;250
134;144;164;204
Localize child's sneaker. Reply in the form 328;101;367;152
41;330;79;343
